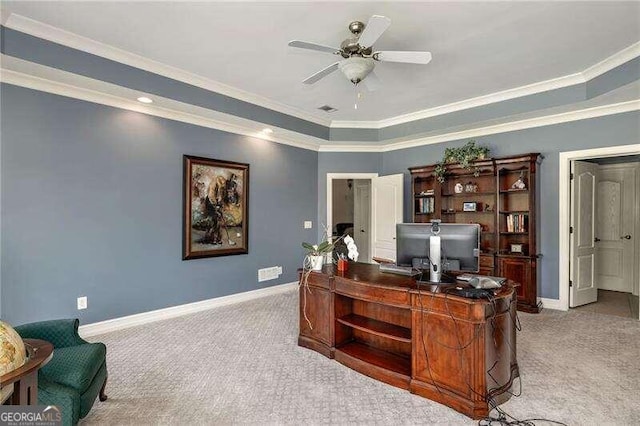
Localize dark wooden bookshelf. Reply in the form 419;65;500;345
409;153;542;313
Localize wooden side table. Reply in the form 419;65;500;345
0;339;54;405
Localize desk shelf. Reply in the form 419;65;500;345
337;341;411;378
337;314;411;343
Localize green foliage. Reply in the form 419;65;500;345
434;140;490;183
302;238;335;255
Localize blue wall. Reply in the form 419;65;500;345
381;111;640;299
0;84;318;325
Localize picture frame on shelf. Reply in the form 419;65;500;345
510;243;525;254
463;202;477;212
183;155;249;260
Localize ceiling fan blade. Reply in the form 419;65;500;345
363;71;381;92
357;15;391;48
373;51;432;65
302;62;340;84
288;40;341;55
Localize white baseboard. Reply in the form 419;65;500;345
79;281;298;338
538;297;567;311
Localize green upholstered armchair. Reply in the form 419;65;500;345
15;319;107;426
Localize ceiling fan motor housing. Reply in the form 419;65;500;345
339;57;375;84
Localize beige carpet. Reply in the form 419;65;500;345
573;289;639;319
82;290;640;425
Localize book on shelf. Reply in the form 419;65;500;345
506;213;528;232
417;197;435;214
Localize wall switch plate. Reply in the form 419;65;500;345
304;221;312;229
77;296;87;310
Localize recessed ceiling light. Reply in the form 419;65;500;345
262;128;273;134
137;96;153;104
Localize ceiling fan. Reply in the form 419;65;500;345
288;15;432;90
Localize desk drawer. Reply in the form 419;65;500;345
334;277;410;307
480;254;494;268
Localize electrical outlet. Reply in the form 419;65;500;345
304;221;312;229
77;296;87;310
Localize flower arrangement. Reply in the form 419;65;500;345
343;235;359;261
434;140;490;183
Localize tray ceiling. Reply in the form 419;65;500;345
2;1;639;122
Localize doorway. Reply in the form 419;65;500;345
326;173;404;264
330;178;372;263
560;145;640;319
327;173;378;264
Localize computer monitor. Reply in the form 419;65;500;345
396;222;480;282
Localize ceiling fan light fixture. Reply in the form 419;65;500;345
338;57;375;85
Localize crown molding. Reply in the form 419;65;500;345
582;41;640;81
318;144;384;152
2;56;637;155
3;12;332;128
0;66;322;152
321;100;640;152
330;72;586;130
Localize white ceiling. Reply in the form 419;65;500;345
2;1;640;122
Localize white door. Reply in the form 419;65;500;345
596;164;636;293
570;161;599;307
371;174;404;262
353;180;371;263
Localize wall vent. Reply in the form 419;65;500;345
318;105;338;113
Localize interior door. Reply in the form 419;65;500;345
596;164;636;293
570;161;599;307
371;174;404;262
353;180;371;263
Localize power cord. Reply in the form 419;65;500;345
418;280;567;426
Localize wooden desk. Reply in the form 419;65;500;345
298;263;519;419
1;339;54;405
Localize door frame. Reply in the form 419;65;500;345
326;173;378;255
558;144;640;312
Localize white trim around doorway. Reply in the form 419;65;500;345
326;173;379;258
558;144;640;312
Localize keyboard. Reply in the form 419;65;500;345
379;264;421;276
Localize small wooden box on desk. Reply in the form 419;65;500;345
298;263;519;420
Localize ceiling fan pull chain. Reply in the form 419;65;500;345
354;85;362;110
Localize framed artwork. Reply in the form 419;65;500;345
183;155;249;260
510;243;526;254
462;201;477;212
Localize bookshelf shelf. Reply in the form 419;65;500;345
441;191;495;197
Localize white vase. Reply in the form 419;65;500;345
308;255;324;271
